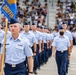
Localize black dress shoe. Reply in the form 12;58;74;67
34;70;37;74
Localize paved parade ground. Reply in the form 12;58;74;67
36;46;76;75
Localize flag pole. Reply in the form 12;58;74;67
0;18;8;75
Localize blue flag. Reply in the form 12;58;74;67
1;0;17;21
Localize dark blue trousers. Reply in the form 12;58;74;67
41;51;45;65
31;46;38;71
36;44;40;69
66;59;69;74
48;48;52;57
44;43;47;63
33;55;38;70
4;62;26;75
56;51;68;75
38;52;42;67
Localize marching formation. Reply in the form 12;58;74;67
0;0;75;75
0;18;73;75
0;18;53;75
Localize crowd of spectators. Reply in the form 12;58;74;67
16;0;47;28
1;0;48;28
55;0;76;45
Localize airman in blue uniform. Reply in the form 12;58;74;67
39;26;51;64
20;22;37;53
36;25;44;66
0;19;33;75
20;22;37;74
47;30;54;58
31;23;42;74
52;27;70;75
62;23;73;74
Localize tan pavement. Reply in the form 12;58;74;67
35;46;76;75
